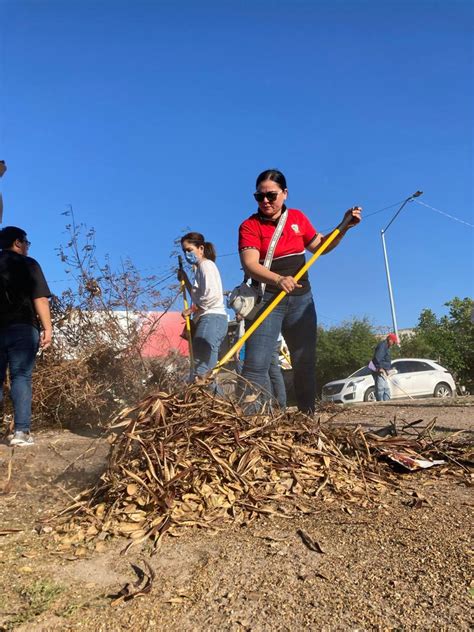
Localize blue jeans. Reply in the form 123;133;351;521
373;372;391;401
268;340;286;408
0;324;40;432
242;291;317;413
192;314;228;378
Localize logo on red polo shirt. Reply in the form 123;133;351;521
291;224;301;235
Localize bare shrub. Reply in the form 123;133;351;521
30;208;186;430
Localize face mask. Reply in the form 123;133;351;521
184;251;198;265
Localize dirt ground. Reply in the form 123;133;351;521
0;398;472;631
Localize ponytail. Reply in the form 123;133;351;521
203;242;216;262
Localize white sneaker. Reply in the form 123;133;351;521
9;431;34;446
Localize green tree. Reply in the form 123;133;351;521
399;296;474;391
316;318;378;394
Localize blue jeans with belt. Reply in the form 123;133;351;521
372;372;391;401
242;290;317;413
192;313;228;378
0;324;40;432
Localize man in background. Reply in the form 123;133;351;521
0;226;52;446
370;333;398;401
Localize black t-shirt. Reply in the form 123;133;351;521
0;251;51;329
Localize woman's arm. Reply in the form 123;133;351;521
306;207;362;255
240;207;361;294
240;249;302;294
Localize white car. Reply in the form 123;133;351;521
321;358;457;403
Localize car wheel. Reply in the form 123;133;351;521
434;382;453;398
364;386;376;402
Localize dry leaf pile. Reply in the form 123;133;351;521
54;385;472;551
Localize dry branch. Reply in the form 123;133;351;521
49;381;472;553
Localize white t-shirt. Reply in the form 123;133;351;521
192;259;227;316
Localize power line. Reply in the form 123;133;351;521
414;199;474;228
218;251;239;259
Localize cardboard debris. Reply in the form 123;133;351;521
380;449;445;471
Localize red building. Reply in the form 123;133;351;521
140;312;190;358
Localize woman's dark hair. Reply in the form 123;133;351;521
256;169;287;191
0;226;27;249
181;231;217;262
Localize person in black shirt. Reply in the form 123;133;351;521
0;226;52;446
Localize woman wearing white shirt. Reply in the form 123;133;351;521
178;232;228;380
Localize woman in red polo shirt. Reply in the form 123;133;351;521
239;169;361;413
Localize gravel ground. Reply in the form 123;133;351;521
0;398;472;631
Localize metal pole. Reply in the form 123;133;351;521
381;229;399;340
380;190;423;340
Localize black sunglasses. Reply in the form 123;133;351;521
253;191;280;203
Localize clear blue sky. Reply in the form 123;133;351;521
2;0;473;329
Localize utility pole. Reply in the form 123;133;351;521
381;190;423;340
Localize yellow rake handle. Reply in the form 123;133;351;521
178;256;194;368
213;214;355;374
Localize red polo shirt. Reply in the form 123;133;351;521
238;208;318;294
